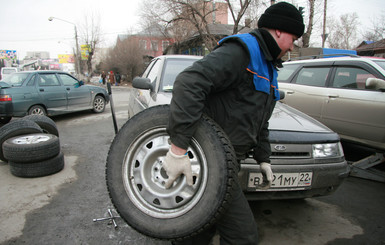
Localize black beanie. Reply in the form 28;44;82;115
258;2;305;37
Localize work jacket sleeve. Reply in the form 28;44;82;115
253;119;272;163
168;41;250;150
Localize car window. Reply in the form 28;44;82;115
277;64;300;82
332;67;375;90
373;60;385;70
161;59;197;91
58;74;79;86
38;74;61;86
27;75;36;86
3;73;29;86
146;59;161;83
295;67;330;87
142;59;159;78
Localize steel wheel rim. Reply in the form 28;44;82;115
11;134;52;144
122;127;208;219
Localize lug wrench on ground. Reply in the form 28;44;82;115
93;209;119;229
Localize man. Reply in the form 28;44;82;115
164;2;305;244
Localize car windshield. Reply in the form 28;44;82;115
1;73;30;87
277;64;300;82
373;60;385;71
160;58;198;92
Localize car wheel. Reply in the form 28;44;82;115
22;115;59;136
9;152;65;178
93;95;105;113
106;105;237;240
28;105;46;116
3;133;60;163
0;120;43;162
0;116;12;124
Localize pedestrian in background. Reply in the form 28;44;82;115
108;71;115;85
164;2;305;244
115;71;121;86
101;71;106;85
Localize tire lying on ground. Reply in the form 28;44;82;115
22;115;59;136
3;133;60;163
9;152;65;178
106;105;237;241
0;119;43;162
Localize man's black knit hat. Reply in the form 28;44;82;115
258;2;305;37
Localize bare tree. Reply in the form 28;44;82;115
79;12;102;77
362;14;385;41
140;0;257;52
327;13;359;49
301;0;315;48
103;37;145;82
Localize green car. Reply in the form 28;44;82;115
0;71;110;124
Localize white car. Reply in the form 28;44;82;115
278;56;385;151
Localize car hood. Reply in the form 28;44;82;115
154;93;331;134
270;102;331;133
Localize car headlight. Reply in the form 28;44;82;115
312;143;343;158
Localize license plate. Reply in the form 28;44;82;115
248;172;312;191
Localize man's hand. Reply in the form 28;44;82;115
162;149;193;189
258;162;273;190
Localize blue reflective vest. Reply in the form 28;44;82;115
218;33;280;101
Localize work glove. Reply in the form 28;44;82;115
258;162;273;190
162;149;193;189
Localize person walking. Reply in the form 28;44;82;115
163;2;305;244
115;71;121;86
108;71;115;85
101;71;106;85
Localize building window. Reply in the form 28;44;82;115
151;41;158;51
162;41;170;51
139;40;147;50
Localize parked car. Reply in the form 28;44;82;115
0;71;110;124
127;55;349;200
277;55;385;152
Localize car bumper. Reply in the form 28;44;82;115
239;160;350;200
0;101;13;117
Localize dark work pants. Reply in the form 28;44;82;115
173;180;258;245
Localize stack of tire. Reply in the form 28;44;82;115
0;115;64;178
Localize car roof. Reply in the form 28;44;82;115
158;55;203;60
284;56;383;64
14;70;70;74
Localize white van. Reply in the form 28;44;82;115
0;67;18;80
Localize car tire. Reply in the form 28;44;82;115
3;133;60;163
106;105;237;240
22;115;59;136
9;152;65;178
0;116;12;124
93;95;105;113
0;120;43;162
28;105;46;116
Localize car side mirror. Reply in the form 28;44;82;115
79;81;84;86
133;77;154;91
279;90;285;100
366;78;385;92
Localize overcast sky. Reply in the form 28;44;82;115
0;0;383;59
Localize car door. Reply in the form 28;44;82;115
131;58;162;115
321;65;385;146
36;73;67;112
279;65;332;122
58;73;91;111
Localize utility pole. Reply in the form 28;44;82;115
322;0;327;48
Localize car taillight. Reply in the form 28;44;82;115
0;95;12;101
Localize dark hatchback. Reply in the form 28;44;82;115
0;71;109;123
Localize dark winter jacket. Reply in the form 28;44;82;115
168;29;282;163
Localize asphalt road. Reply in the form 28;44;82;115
0;85;384;245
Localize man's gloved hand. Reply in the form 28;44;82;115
258;162;273;190
162;149;193;189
